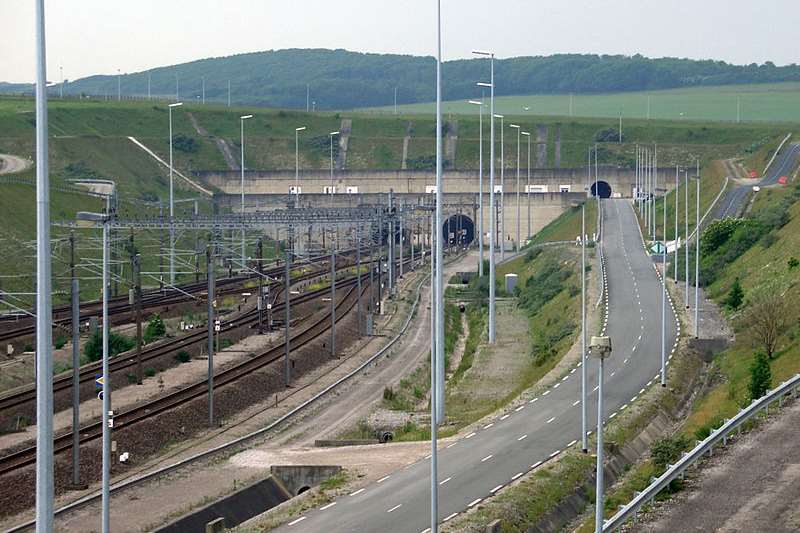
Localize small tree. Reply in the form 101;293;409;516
724;278;744;310
742;286;791;359
748;351;772;400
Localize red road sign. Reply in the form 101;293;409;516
748;170;759;178
778;176;788;185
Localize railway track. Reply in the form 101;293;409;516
0;259;368;414
0;274;367;478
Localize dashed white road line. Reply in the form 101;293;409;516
440;477;452;485
517;434;528;441
468;498;483;508
387;504;402;513
484;423;494;429
572;400;581;406
481;454;493;462
531;460;543;469
512;472;524;480
443;512;458;522
490;484;504;493
465;432;476;439
320;502;337;511
377;475;391;483
350;488;366;497
288;516;307;526
546;416;556;424
500;414;510;421
515;405;525;412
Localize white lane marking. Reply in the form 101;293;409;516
620;403;628;410
543;390;551;396
421;529;432;533
320;502;337;511
531;460;543;469
468;498;482;508
387;504;403;513
518;434;528;441
554;383;561;389
444;512;458;522
350;488;366;496
447;442;457;448
515;405;525;412
490;484;504;493
500;414;510;421
481;454;493;462
512;472;524;480
289;516;307;526
609;412;617;419
440;477;452;485
562;375;569;382
466;432;476;439
568;439;578;447
631;395;638;402
549;449;561;457
639;387;646;394
593;385;599;392
624;358;629;364
378;475;391;483
546;416;557;424
425;454;432;460
570;368;577;374
572;400;580;406
484;423;494;429
530;397;539;403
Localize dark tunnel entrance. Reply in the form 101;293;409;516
590;180;612;198
442;214;475;247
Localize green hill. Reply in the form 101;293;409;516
5;50;800;111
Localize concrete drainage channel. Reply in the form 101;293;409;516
155;466;341;533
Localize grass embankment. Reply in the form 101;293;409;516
527;198;597;245
377;82;800;123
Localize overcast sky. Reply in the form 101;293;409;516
4;0;797;83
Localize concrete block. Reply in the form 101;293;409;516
205;518;225;533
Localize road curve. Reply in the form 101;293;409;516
278;199;679;533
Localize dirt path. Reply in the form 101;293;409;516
633;400;800;532
0;154;31;174
186;112;239;170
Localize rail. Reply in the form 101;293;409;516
603;372;800;532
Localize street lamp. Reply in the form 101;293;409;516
240;114;253;270
295;126;306;209
589;335;613;533
522;131;531;239
474;49;496;344
76;210;112;533
117;69;121;101
510;124;521;251
495;113;506;260
329;131;340;199
693;161;701;338
467;99;484;276
167;102;183;286
572;200;588;453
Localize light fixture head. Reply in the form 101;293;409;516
472;50;493;57
510;124;520;129
240;114;253;120
168;102;183;108
296;126;307;132
330;131;340;136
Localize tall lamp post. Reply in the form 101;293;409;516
474;50;496;344
167;101;183;286
523;131;531;239
693;161;701;338
510;123;521;251
467;99;484;276
239;114;253;270
496;113;506;260
590;336;613;533
294;126;306;209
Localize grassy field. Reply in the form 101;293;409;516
367;82;800;124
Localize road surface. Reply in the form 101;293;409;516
279;199;679;533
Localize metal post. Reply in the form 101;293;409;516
434;14;445;426
694;162;700;338
581;205;587;452
595;356;605;533
101;220;111;533
399;209;404;278
685;170;689;308
228;80;231;107
478;100;484;276
674;166;679;284
257;238;263;333
515;125;521;250
499;114;505;261
526;132;531;239
134;253;143;384
429;208;438;533
653;145;658;242
489;56;497;344
169;105;175;286
35;0;55;526
356;232;362;336
284;237;292;386
330;235;336;358
388;190;395;295
240;117;246;270
661;190;667;387
70;232;81;488
206;245;215;426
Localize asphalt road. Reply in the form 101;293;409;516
712;142;800;220
278;199;679;533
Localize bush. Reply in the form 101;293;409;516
650;434;691;469
54;336;67;350
83;331;135;363
171;134;199;153
127;373;138;384
748;351;772;400
144;314;166;343
144;367;156;377
175;350;190;363
383;386;395;401
788;257;799;270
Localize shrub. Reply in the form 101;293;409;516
144;367;156;377
723;278;744;310
144;314;166;343
83;331;135;362
748;351;772;400
788;257;799;270
54;336;67;350
383;386;395;402
175;351;190;363
126;373;138;384
171;133;199;153
650;434;691;470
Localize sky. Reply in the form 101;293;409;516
3;0;798;83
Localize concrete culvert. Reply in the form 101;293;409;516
378;431;394;443
297;486;311;495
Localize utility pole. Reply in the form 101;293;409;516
284;233;292;386
661;187;667;387
133;250;143;384
388;191;395;296
257;238;264;333
206;245;215;426
356;231;362;336
330;232;336;358
694;161;700;338
227;80;231;107
70;231;82;489
685;170;690;308
580;204;587;453
399;207;404;279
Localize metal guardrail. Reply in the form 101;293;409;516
6;262;433;532
603;372;800;532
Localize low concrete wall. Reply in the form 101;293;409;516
271;465;342;496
